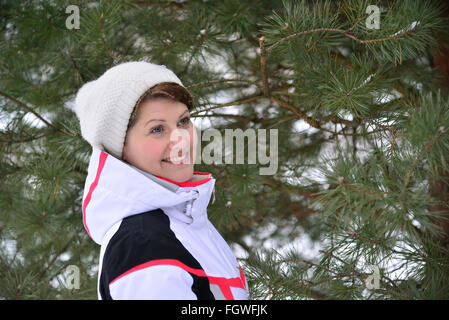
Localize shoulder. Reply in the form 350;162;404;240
110;208;173;243
100;209;201;285
98;209;215;300
102;210;174;277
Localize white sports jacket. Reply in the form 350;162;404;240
81;147;248;300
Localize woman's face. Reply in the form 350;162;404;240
122;97;195;182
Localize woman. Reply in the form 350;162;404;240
75;61;248;300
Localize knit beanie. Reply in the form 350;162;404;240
74;61;184;159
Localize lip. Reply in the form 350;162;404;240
162;153;190;166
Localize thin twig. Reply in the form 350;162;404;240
15;285;21;300
0;133;48;145
264;279;275;299
347;13;369;33
306;31;326;53
267;26;418;53
187;78;262;91
46;12;74;32
134;0;185;8
38;235;76;280
416;248;449;269
322;114;360;129
191;112;251;123
318;249;368;288
271;94;387;137
190;94;265;116
99;12;122;62
66;50;85;84
347;227;387;246
401;127;446;234
0;90;77;138
338;176;388;197
269;95;320;128
404;126;446;189
259;36;270;98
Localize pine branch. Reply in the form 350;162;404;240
258;36;270;98
260;176;320;201
265;24;420;53
99;12;123;63
416;248;449;269
38;235;76;280
190;94;265;116
187;78;262;91
15;284;21;300
337;176;387;198
0;90;78;138
134;0;186;8
318;249;365;281
404;126;446;190
65;50;85;85
192;112;249;121
45;11;76;33
1;133;48;145
347;227;387;246
269;95;320;128
402;126;446;231
347;13;369;33
270;94;385;137
1;0;447;300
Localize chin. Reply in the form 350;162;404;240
166;167;194;183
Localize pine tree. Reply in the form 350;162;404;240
1;0;449;300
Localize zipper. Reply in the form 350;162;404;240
184;190;199;223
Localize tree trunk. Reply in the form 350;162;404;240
428;2;449;246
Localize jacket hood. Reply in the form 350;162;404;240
81;147;216;245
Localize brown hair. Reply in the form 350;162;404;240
124;82;194;143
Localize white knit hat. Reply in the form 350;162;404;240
74;61;184;159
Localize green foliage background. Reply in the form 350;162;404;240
1;0;449;299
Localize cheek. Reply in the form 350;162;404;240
142;140;165;161
128;136;165;163
189;127;195;149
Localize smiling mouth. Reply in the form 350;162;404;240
162;152;189;165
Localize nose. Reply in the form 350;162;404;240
168;128;190;156
168;128;189;146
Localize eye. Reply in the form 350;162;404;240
150;125;163;134
179;117;190;126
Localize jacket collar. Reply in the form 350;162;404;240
81;147;215;244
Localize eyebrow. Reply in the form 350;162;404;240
144;109;189;127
